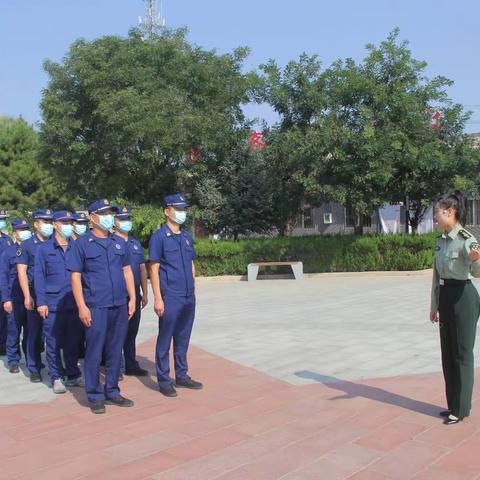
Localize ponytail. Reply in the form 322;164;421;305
437;190;468;226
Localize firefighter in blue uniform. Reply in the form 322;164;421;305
67;199;136;414
17;209;54;382
0;209;12;356
1;218;31;373
148;193;202;397
72;211;89;359
35;211;84;394
72;212;89;240
113;207;149;376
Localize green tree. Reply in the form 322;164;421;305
39;28;254;204
192;142;274;240
359;29;477;232
0;117;67;214
257;54;329;235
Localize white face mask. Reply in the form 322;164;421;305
172;210;187;225
17;230;32;242
74;224;87;236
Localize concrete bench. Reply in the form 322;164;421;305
247;261;303;281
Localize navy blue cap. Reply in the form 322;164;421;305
33;209;53;220
52;210;74;222
87;199;118;214
11;217;30;230
115;206;131;219
73;212;89;223
162;193;189;209
0;209;8;219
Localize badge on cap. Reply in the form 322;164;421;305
122;207;127;212
66;212;71;217
22;220;27;225
46;209;51;214
104;199;109;205
180;196;184;201
115;244;121;250
16;247;22;256
81;213;86;218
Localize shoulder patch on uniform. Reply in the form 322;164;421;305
7;240;11;246
115;244;121;250
16;247;22;256
459;229;472;239
88;238;94;242
435;245;441;251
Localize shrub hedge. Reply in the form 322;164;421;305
192;233;437;276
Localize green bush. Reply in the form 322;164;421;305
127;206;437;276
193;233;437;276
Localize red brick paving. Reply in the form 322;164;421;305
1;339;480;479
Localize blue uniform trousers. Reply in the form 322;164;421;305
6;302;28;368
85;305;128;402
0;308;7;352
156;295;195;387
26;309;43;374
123;297;142;371
43;309;82;381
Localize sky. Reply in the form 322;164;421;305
1;0;480;132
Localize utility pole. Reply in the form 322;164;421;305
139;0;166;39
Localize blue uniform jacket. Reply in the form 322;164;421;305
66;230;131;308
112;233;145;296
0;242;25;304
16;234;45;300
0;233;12;302
34;237;76;311
148;224;196;297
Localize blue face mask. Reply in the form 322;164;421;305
173;210;187;225
40;223;54;237
74;224;87;236
97;214;114;231
0;220;6;230
59;224;73;238
18;230;32;242
118;220;132;233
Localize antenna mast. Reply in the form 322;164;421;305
139;0;166;39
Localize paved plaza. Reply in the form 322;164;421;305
1;272;480;478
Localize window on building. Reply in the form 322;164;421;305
323;213;333;224
467;200;474;225
467;199;480;225
345;204;372;228
302;207;313;229
296;207;313;229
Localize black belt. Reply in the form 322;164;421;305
440;278;471;286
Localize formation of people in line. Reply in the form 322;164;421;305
0;188;479;425
0;193;202;414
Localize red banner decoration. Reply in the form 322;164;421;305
187;146;201;163
248;131;267;150
426;108;442;129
